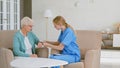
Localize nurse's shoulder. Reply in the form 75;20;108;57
66;27;74;34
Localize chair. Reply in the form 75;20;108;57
0;30;17;68
64;30;102;68
0;30;48;68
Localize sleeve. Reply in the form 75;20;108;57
61;30;74;46
13;33;30;57
31;32;40;45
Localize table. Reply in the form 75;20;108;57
10;57;68;68
101;33;120;50
101;57;120;68
101;50;120;68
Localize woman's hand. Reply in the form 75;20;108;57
37;42;43;48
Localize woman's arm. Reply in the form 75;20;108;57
31;32;40;45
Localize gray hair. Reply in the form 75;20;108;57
21;17;33;28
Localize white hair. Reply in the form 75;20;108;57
21;17;33;28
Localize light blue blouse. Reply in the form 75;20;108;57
13;30;39;57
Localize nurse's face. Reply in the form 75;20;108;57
53;23;61;30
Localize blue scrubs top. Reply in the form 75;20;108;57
58;27;81;62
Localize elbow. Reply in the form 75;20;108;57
59;46;64;50
57;44;64;50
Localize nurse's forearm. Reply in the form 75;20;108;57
48;44;64;50
46;41;60;45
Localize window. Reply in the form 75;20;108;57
0;0;20;30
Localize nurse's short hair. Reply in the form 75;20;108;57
21;17;33;28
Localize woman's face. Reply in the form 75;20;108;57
24;24;33;32
53;23;61;30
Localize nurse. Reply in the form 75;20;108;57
43;16;81;68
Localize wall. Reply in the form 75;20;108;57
32;0;120;40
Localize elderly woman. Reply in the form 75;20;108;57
13;17;42;57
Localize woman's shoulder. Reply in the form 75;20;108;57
27;31;38;39
14;30;21;36
28;31;34;35
13;30;24;39
28;31;36;37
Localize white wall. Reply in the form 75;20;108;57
32;0;120;40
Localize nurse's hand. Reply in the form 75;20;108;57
43;42;50;47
